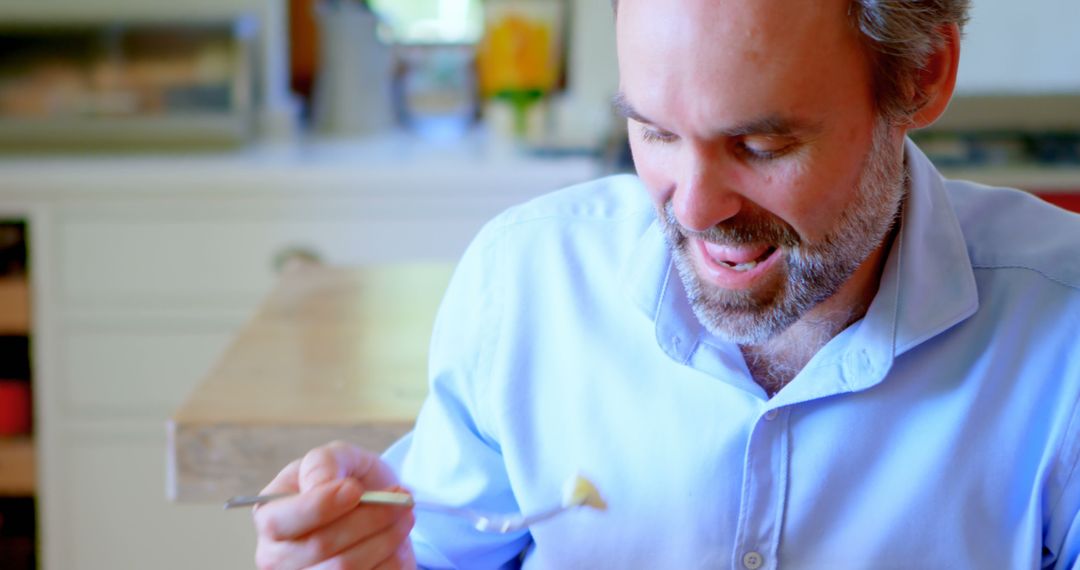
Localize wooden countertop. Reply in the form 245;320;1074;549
167;262;454;503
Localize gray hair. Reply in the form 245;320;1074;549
612;0;971;125
851;0;970;124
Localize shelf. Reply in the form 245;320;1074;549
939;165;1080;192
0;114;253;149
0;276;29;335
0;437;34;496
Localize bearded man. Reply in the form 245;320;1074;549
253;0;1080;568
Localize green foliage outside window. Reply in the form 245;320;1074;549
368;0;483;44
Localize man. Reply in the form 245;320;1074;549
253;0;1080;567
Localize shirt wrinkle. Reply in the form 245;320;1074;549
972;264;1080;292
1048;381;1080;521
463;223;508;446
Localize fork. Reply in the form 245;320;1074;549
225;490;578;534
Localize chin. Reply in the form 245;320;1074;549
676;246;799;344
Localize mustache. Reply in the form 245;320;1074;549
662;202;800;248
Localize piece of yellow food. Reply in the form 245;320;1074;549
561;473;607;511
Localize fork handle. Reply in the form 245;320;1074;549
224;490;415;509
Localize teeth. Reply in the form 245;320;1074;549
720;260;759;272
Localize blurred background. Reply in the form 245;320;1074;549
0;1;1077;569
0;0;620;152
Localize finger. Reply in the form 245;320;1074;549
253;459;304;540
299;441;396;492
261;502;413;569
305;511;415;570
255;478;362;541
370;538;417;570
259;459;302;496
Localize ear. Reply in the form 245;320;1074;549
908;23;961;129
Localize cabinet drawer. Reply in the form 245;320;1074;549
57;213;481;309
60;324;236;420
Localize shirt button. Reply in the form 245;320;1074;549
742;551;764;570
763;409;779;421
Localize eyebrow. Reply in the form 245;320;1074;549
612;90;823;138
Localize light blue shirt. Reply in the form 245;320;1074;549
384;140;1080;569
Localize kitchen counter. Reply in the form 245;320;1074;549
167;262;453;503
0;131;604;201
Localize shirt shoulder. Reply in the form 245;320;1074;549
945;179;1080;290
478;174;655;237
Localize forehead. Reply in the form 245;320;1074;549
615;0;871;129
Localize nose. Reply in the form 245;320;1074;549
670;150;743;233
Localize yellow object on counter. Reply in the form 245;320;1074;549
477;0;563;98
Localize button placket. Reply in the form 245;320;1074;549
733;408;789;570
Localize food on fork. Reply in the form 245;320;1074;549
561;473;607;511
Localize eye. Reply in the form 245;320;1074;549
736;137;795;161
638;124;678;144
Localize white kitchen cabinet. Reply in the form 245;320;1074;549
62;441;256;569
61;325;237;420
56;207;491;309
0;138;600;570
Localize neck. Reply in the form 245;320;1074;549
741;302;862;396
742;224;898;397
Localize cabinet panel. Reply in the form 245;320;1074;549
58;216;481;308
59;441;254;570
61;326;235;419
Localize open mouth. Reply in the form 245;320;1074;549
714;246;778;272
690;239;783;290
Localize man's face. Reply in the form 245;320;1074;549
616;0;907;344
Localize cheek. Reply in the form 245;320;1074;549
784;121;882;230
771;159;862;240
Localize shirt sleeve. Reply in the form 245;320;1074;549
1046;394;1080;569
381;221;530;569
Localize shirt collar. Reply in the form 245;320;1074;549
622;214;703;364
623;138;979;396
889;138;979;356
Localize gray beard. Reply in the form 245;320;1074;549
660;119;907;345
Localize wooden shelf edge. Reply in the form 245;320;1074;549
0;437;35;496
168;422;410;503
0;277;30;336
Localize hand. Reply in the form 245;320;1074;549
253;440;417;570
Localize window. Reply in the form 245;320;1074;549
369;0;483;44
